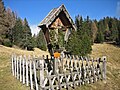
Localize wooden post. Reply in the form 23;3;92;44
65;73;69;89
30;60;33;89
39;59;44;89
33;60;38;90
14;55;17;78
48;76;54;90
11;54;14;76
57;74;61;90
78;66;81;86
69;55;72;71
17;56;19;79
71;72;75;89
60;51;64;71
53;58;57;74
26;56;29;86
72;56;74;71
23;56;25;84
20;55;22;82
102;56;106;80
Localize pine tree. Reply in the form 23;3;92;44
66;30;81;55
80;32;92;55
104;24;110;41
0;0;8;45
12;17;23;46
66;15;92;56
116;19;120;44
96;30;104;43
5;8;16;44
36;30;47;51
20;18;34;50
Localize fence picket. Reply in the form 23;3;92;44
22;56;25;84
11;54;14;76
33;60;38;90
19;55;22;82
102;56;106;80
14;55;16;78
30;60;33;90
17;56;19;79
26;56;29;86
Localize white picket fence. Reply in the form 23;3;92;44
11;54;106;90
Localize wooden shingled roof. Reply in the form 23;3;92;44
38;4;76;30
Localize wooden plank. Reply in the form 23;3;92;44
33;60;38;90
22;56;25;84
17;56;19;79
56;74;61;90
65;73;69;90
11;54;14;76
48;76;54;90
26;56;29;86
78;68;82;86
39;59;44;89
14;56;17;78
30;60;33;89
102;56;106;80
19;55;22;82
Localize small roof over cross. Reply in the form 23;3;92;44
38;4;76;30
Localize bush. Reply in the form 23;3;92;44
3;39;12;47
37;44;47;51
95;31;104;43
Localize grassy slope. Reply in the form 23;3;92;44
76;43;120;90
0;43;120;90
0;45;49;90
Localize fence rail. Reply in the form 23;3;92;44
11;54;106;90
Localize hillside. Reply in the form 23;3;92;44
76;43;120;90
0;43;120;90
0;45;50;90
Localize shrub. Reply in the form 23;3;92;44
3;39;12;47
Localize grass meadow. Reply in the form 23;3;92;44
0;43;120;90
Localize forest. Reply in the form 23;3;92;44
0;0;120;56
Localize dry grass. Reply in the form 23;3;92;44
0;43;120;90
0;45;49;90
75;43;120;90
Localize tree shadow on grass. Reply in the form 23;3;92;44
105;41;120;48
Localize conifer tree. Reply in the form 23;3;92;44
66;15;92;56
36;30;47;51
0;0;8;45
20;18;34;50
96;30;104;43
66;30;81;55
12;17;23;46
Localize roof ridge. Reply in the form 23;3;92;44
40;8;57;25
39;4;63;26
45;5;60;27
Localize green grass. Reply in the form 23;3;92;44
0;43;120;90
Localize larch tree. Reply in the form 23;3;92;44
91;21;98;42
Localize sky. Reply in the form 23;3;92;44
3;0;120;35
